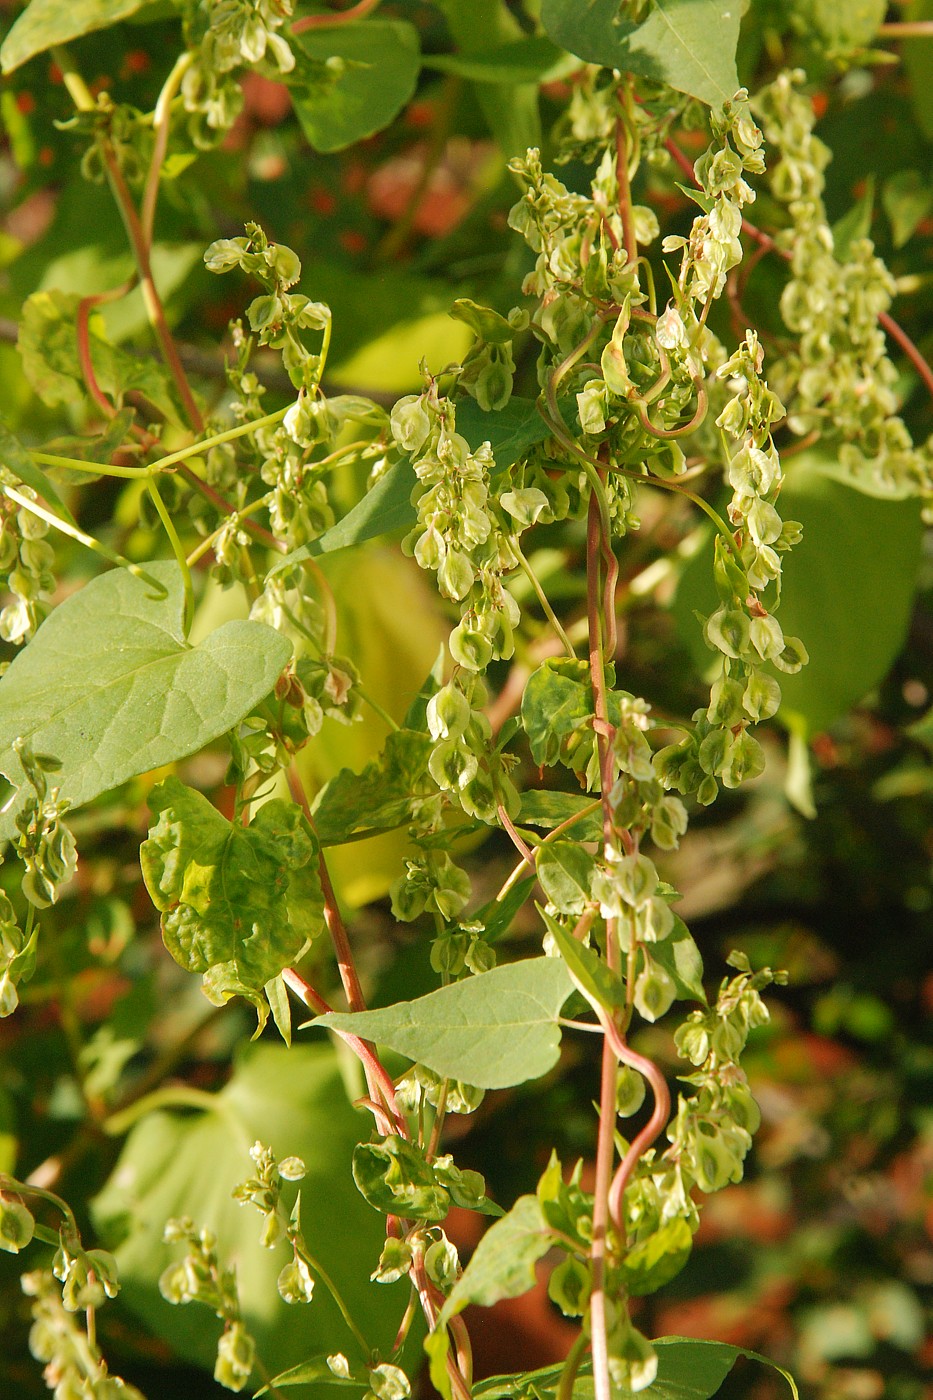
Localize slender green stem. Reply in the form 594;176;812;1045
0;1175;79;1237
2;485;168;596
31;450;155;480
294;1240;372;1357
316;315;333;384
147;477;193;633
557;1330;589;1400
357;687;401;733
539;799;602;848
513;541;576;658
149;406;290;472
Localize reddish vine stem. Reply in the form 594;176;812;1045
878;310;933;405
615;109;638;266
286;767;368;1015
175;464;285;553
590;1005;621;1400
496;801;536;867
604;1013;672;1229
76;282;136;420
586;485;618;850
292;0;382;34
100;146;205;432
281;967;402;1138
665;134;933;408
410;1252;473;1400
284;770;477;1387
585;478;625;1400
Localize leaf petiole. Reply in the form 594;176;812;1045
1;484;168;597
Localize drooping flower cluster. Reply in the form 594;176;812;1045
630;953;785;1229
23;1266;144;1400
180;0;296;147
655;331;806;804
755;70;933;497
159;1216;256;1391
391;383;527;672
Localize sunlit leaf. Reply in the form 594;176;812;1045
311;729;433;845
648;915;707;1005
1;0;151;72
539;905;626;1015
290;21;421;152
440;1194;554;1322
0;561;291;840
541;0;740;109
473;1336;799;1400
536;841;596;916
141;777;324;996
312;958;574;1089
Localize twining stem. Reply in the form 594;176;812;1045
177;464;284;553
292;0;382;33
410;1251;473;1400
283;770;416;1135
103;151;204;430
285;769;368;1016
52;46;204;433
494;796;605;899
585;473;623;1400
281;967;403;1138
76;281;135;419
496;801;537;868
605;1010;671;1229
186;494;274;566
586;486;617;848
615;106;638;266
590;1024;620;1400
142;52;193;246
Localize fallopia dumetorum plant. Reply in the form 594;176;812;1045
0;4;927;1400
